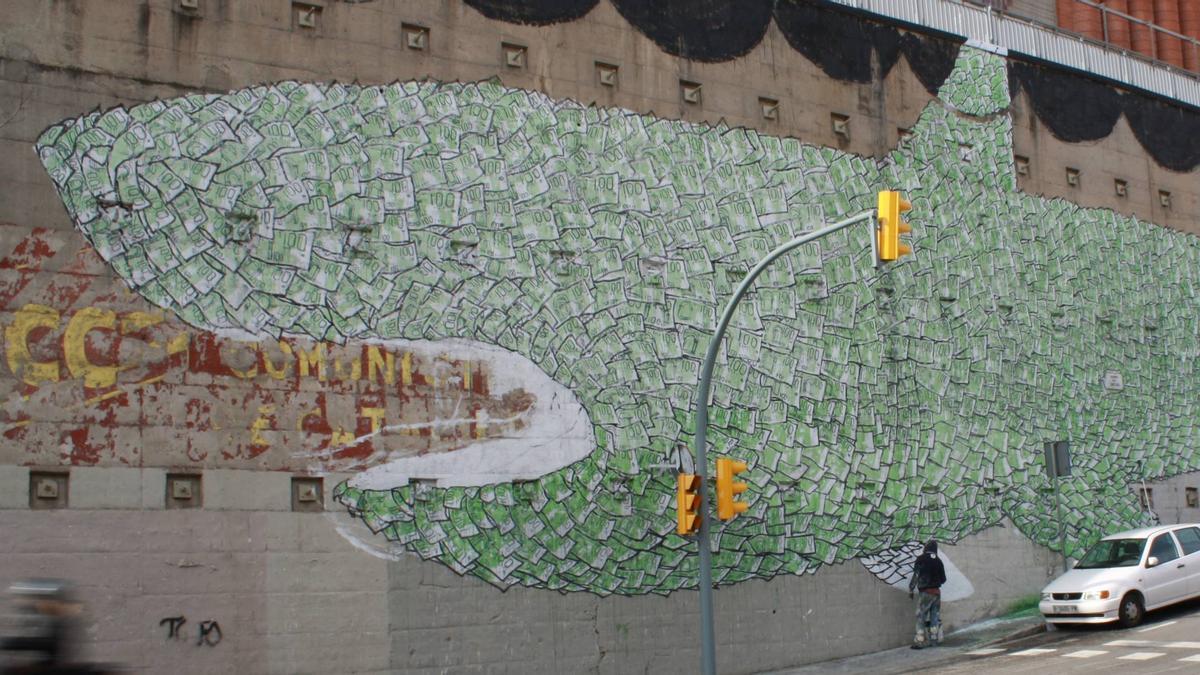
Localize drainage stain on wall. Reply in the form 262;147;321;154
32;46;1199;595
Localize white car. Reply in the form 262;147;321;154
1039;523;1200;628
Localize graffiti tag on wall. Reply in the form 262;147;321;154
159;616;223;647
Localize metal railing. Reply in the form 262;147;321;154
1006;0;1200;73
828;0;1200;107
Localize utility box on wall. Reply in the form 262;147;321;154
291;477;324;512
29;471;68;509
166;474;202;509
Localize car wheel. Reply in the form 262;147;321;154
1118;592;1144;628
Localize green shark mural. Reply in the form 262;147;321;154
35;45;1195;595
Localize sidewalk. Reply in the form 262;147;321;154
760;613;1047;675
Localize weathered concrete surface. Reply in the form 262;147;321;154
0;0;1179;673
0;507;387;674
1;0;1195;234
0;234;560;474
1136;468;1200;525
0;490;1056;674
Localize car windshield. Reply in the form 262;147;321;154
1075;538;1146;569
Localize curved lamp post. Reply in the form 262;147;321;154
691;208;882;675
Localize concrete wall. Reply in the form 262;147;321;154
2;0;1195;229
0;463;1057;674
1010;88;1200;235
1;469;388;674
1139;469;1200;525
0;1;1195;673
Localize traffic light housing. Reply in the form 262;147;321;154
877;190;913;262
716;458;749;521
676;473;702;535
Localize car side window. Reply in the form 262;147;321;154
1149;533;1181;564
1173;527;1200;556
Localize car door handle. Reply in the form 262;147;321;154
1177;563;1186;568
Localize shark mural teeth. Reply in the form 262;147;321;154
35;44;1198;596
335;338;594;488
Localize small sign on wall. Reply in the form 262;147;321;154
1103;370;1124;390
1044;441;1071;479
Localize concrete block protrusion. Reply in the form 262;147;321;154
204;470;291;511
68;467;141;510
0;466;30;509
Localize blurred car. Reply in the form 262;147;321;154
1039;523;1200;628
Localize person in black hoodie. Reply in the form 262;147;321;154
907;540;947;649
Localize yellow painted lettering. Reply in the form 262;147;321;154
334;354;362;381
218;340;258;379
297;407;323;430
400;351;412;386
295;342;326;381
5;304;61;385
166;331;189;356
262;341;293;380
119;311;163;334
366;346;394;385
250;404;274;446
361;406;385;433
64;306;118;389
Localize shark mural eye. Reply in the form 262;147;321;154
34;44;1197;596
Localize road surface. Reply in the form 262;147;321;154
924;598;1200;673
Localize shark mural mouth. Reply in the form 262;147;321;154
0;300;589;477
326;338;593;488
31;43;1193;596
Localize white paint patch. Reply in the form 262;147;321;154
869;548;976;601
1138;620;1176;632
949;614;1030;636
1063;650;1108;658
937;551;974;601
1012;648;1056;656
1118;652;1164;660
1179;654;1200;662
964;38;1008;56
326;511;405;562
342;338;594;488
964;648;1005;656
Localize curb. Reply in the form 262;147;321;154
884;616;1050;674
980;620;1046;646
759;615;1051;675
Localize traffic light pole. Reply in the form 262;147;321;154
691;209;876;675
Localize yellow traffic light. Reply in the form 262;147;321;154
877;190;913;262
676;473;702;535
716;458;749;521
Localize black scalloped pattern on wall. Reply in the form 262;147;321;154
1009;61;1200;172
609;0;775;62
463;0;600;25
463;0;961;93
457;0;1200;171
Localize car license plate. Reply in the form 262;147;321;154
1053;604;1079;614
